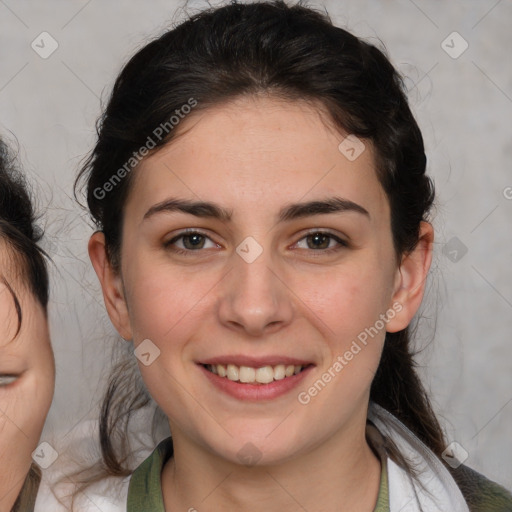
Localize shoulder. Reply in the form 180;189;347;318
33;416;164;511
32;418;134;512
127;437;174;510
34;468;131;512
450;464;512;512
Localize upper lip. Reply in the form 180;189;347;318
199;355;314;367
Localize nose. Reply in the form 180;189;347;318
216;247;294;337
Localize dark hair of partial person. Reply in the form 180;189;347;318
70;0;448;504
0;138;49;331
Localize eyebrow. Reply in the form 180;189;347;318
143;196;370;223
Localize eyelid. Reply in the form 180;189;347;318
292;229;349;251
0;375;18;386
297;228;348;242
164;228;219;248
164;228;349;255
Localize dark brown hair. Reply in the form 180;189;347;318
0;138;49;323
72;0;447;504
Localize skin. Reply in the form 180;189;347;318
0;242;55;511
90;95;433;512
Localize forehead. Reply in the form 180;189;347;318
0;241;35;344
0;238;27;291
127;96;389;224
0;275;20;349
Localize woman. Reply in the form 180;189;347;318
73;1;512;510
0;137;55;511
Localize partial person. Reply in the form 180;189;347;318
0;138;54;512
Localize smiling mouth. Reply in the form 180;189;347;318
202;363;312;385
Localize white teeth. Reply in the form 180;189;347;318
239;366;256;383
206;363;305;384
226;364;239;381
255;366;274;384
285;365;295;377
273;365;286;380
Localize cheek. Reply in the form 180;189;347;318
306;262;392;339
293;273;388;416
0;363;53;508
0;376;51;462
125;260;217;344
299;261;392;401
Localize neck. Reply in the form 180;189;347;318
161;414;382;512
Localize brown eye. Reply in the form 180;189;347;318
295;231;348;253
180;233;207;250
164;230;219;255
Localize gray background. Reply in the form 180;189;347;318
1;0;511;489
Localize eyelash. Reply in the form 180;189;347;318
164;229;349;257
0;375;18;387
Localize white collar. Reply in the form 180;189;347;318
368;402;469;512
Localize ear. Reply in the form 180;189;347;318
386;221;434;333
88;231;132;340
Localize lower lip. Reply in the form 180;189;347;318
198;364;314;401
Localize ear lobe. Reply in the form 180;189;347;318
386;221;434;333
88;231;133;340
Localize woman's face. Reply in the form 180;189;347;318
94;95;430;465
0;244;55;507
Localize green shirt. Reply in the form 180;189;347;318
127;432;390;512
126;431;512;512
